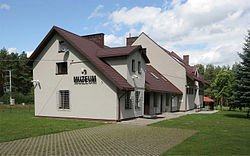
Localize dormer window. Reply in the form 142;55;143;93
132;59;135;72
150;72;159;80
59;41;68;53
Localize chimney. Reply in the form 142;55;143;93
183;55;189;65
82;33;104;48
126;36;138;46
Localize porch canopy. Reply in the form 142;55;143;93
203;96;214;103
145;65;182;94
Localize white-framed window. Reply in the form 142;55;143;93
132;59;135;72
138;61;141;74
58;90;70;109
125;92;132;109
186;88;194;94
153;93;158;107
56;62;68;75
135;91;140;109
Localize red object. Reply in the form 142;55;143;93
204;96;214;103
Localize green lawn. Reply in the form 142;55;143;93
0;105;105;143
151;111;250;155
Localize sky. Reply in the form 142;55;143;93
0;0;250;66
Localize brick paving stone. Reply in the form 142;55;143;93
0;124;196;156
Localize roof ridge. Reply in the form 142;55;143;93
54;26;104;50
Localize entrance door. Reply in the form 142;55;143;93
144;92;150;115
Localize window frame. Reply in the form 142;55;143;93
138;61;141;74
132;59;135;72
125;92;132;109
153;93;158;107
135;91;140;109
56;62;68;75
58;90;70;110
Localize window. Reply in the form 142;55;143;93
56;62;67;75
153;93;158;107
132;59;135;72
161;76;168;81
150;72;159;80
186;88;194;94
58;90;70;109
135;91;140;108
58;41;68;53
125;92;132;109
138;61;141;74
199;89;204;95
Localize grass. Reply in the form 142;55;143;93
0;104;105;143
151;110;250;155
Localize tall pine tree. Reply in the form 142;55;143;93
234;30;250;115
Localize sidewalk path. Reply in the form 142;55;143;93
119;110;196;126
0;124;196;156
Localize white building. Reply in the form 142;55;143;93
129;33;205;111
29;26;204;121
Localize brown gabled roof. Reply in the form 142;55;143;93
169;51;206;83
97;46;150;63
136;32;206;84
145;65;182;94
29;26;133;91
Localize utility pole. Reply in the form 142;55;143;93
9;70;12;105
4;70;12;105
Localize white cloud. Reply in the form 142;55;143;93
88;4;104;19
26;50;34;58
104;34;124;46
108;0;250;65
7;48;17;53
0;3;10;10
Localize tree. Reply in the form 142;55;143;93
234;30;250;116
196;64;205;75
211;69;234;110
0;48;33;104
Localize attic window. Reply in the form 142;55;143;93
56;62;68;75
59;41;68;53
150;72;159;80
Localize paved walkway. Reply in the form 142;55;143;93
120;110;219;126
0;124;196;156
120;110;196;126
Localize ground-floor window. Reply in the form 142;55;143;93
58;90;70;109
125;92;132;109
186;87;194;94
135;91;140;109
153;93;158;107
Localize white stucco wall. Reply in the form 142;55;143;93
132;34;187;111
103;48;146;120
33;34;118;120
121;51;146;119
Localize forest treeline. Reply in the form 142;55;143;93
196;63;238;109
0;48;33;104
